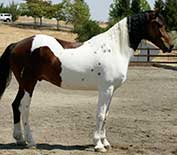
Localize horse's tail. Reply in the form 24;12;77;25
0;43;15;99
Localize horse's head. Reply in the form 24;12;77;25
145;9;174;53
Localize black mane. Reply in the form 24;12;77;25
127;12;149;50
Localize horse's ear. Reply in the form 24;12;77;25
154;8;160;16
149;8;160;20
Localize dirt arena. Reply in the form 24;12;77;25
0;66;176;155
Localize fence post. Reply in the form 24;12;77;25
147;48;150;62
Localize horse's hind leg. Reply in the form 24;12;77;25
20;80;37;147
12;89;25;145
11;61;26;145
17;68;37;147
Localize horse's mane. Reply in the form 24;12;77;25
127;11;149;50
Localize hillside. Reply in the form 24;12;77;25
0;22;77;53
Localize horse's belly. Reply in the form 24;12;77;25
60;69;98;90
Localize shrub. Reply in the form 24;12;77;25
74;20;104;42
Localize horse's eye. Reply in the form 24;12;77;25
157;22;163;28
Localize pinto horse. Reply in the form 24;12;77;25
0;10;174;152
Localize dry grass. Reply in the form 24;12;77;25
0;23;77;53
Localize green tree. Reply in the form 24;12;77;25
139;0;150;11
154;0;165;10
53;0;72;29
71;0;90;28
0;3;5;13
164;0;177;31
6;1;20;21
75;20;103;42
19;3;30;16
131;0;141;14
109;0;150;23
25;0;52;26
109;0;131;23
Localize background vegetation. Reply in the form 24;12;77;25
0;0;177;43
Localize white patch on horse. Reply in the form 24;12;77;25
31;34;64;57
13;122;25;144
59;18;133;90
19;91;35;147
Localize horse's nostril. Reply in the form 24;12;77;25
170;45;174;49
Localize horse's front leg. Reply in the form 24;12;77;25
94;85;114;152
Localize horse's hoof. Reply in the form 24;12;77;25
94;147;107;153
104;145;112;150
16;141;26;146
27;143;36;149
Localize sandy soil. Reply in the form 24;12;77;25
0;23;77;53
0;67;177;155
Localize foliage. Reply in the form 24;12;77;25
71;0;90;28
24;0;53;25
0;2;20;21
53;0;72;22
109;0;150;23
131;0;141;14
164;0;177;31
6;1;20;21
139;0;150;11
0;3;6;13
19;3;30;16
154;0;165;10
74;20;103;42
70;0;95;41
109;0;131;23
170;31;177;48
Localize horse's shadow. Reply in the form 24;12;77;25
0;143;94;151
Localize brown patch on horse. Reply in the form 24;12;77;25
10;36;34;85
10;37;62;94
30;46;62;87
56;39;82;49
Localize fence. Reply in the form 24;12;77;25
130;48;177;65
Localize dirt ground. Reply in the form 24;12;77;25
0;23;77;53
0;67;176;155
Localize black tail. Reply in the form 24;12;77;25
0;43;15;99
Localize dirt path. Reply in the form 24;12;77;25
0;67;177;155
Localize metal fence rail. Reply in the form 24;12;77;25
131;48;177;65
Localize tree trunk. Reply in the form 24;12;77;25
40;17;42;26
34;17;37;28
57;20;60;30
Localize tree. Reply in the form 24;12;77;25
164;0;177;31
25;0;52;26
139;0;150;11
154;0;165;10
75;20;103;42
131;0;141;14
109;0;131;23
19;3;30;16
109;0;150;23
53;0;73;30
6;1;20;21
0;3;5;13
71;0;90;28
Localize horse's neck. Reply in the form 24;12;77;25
106;18;133;59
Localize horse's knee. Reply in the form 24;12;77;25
97;113;105;122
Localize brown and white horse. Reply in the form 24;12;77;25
0;10;173;152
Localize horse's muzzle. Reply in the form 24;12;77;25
163;44;174;53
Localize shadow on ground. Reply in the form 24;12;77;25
0;143;94;151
